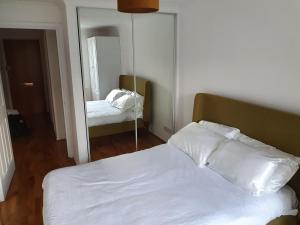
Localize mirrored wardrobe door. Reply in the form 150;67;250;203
133;13;176;150
77;7;138;161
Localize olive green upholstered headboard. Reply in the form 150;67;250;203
192;93;300;199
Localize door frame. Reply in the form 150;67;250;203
0;70;15;202
0;21;74;158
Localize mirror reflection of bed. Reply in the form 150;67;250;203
86;75;163;160
78;8;176;161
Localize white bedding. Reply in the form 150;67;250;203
86;100;142;127
43;144;298;225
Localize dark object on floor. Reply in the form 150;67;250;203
8;114;30;138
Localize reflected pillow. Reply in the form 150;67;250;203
111;94;135;112
168;122;226;167
199;120;240;139
131;92;145;113
121;89;133;95
208;140;300;196
121;89;144;103
132;92;144;118
105;89;127;103
121;90;145;118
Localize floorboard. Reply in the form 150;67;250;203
90;129;164;161
0;114;74;225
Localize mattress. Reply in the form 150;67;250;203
86;100;142;127
43;144;298;225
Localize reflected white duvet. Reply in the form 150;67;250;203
43;144;298;225
86;100;142;127
86;100;132;127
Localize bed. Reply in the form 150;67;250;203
86;100;139;127
43;93;300;225
87;75;151;138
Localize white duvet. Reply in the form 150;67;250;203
86;100;142;127
43;144;298;225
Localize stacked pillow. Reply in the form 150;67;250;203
208;139;299;196
111;94;135;112
168;121;238;167
105;89;127;103
198;120;240;139
105;89;144;113
168;123;224;167
168;120;300;196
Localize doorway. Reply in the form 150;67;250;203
0;28;73;223
0;28;66;136
3;39;47;125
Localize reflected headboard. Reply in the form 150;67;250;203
192;93;300;198
119;75;151;125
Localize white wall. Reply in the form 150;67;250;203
0;1;62;25
135;14;176;141
178;0;300;129
45;30;66;139
64;1;89;163
95;36;121;99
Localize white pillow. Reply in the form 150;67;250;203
237;133;276;151
199;120;240;139
105;89;126;103
132;93;144;118
111;94;135;112
120;90;145;114
168;122;226;167
208;140;299;196
121;88;132;93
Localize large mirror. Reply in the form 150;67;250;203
77;7;176;161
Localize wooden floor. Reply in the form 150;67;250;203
0;115;74;225
90;129;164;161
0;115;164;225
